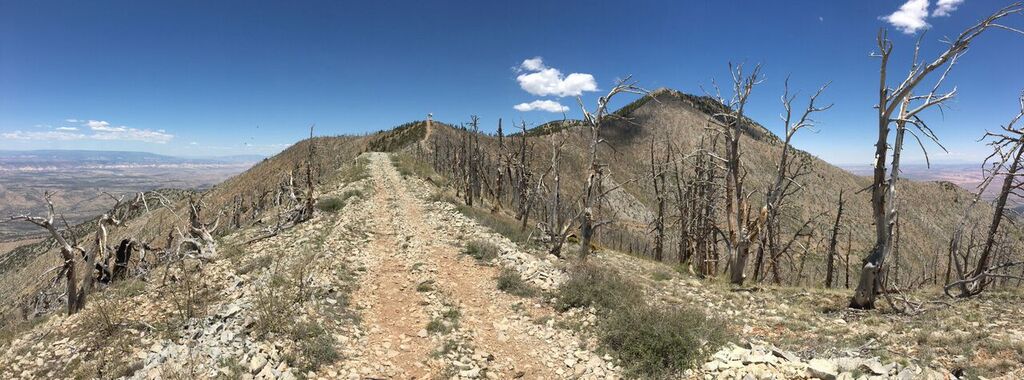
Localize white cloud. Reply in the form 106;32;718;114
514;100;569;113
65;118;80;123
190;141;199;145
1;119;174;144
2;130;86;141
515;57;597;97
86;120;128;132
933;0;964;17
520;57;546;71
882;0;931;34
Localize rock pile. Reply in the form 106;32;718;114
697;342;958;380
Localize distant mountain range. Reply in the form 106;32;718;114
0;150;265;171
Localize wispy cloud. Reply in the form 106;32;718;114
2;130;86;141
933;0;965;16
513;100;569;113
515;57;597;97
2;119;174;144
882;0;931;34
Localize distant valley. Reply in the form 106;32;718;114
0;150;261;240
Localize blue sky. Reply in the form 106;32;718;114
1;1;1022;164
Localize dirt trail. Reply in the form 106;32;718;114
352;152;557;378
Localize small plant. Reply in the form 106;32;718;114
315;189;362;213
252;263;294;336
315;197;345;212
290;321;340;371
454;205;535;247
236;254;272;275
169;259;213;327
416;279;435;292
215;356;246;380
555;264;643;313
426;306;461;334
651;271;672;281
463;240;501;262
82;295;124;335
600;303;730;378
496;268;538;298
219;241;246;260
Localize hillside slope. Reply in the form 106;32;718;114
418;88;1005;287
2;151;1018;379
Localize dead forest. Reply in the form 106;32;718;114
417;2;1024;311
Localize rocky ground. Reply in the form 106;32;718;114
0;151;1021;379
593;251;1024;379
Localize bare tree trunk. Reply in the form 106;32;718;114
851;6;1022;308
826;191;845;288
576;78;647;260
9;192;85;315
947;93;1024;297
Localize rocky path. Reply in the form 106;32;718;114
351;153;569;378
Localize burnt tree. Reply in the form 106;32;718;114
852;4;1023;309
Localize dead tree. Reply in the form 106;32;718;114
513;121;536;231
494;119;505;211
539;131;573;257
91;192;130;289
576;77;647;260
946;92;1024;297
708;63;765;285
649;138;668;262
825;191;845;288
8;192;87;315
186;197;219;259
757;78;831;284
852;4;1023;309
300;124;317;221
672;136;721;276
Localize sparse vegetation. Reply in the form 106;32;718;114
601;303;730;378
555;264;643;313
289;321;341;371
555;262;730;377
463;239;500;262
315;189;363;213
426;305;461;335
496;268;538;297
416;279;436;292
453;203;535;247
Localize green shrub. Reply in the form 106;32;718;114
555;264;643;312
601;303;730;378
315;189;362;213
651;271;672;281
464;240;501;262
290;321;340;371
252;272;292;336
426;307;461;334
454;204;534;247
496;269;538;298
416;279;435;292
315;197;345;212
